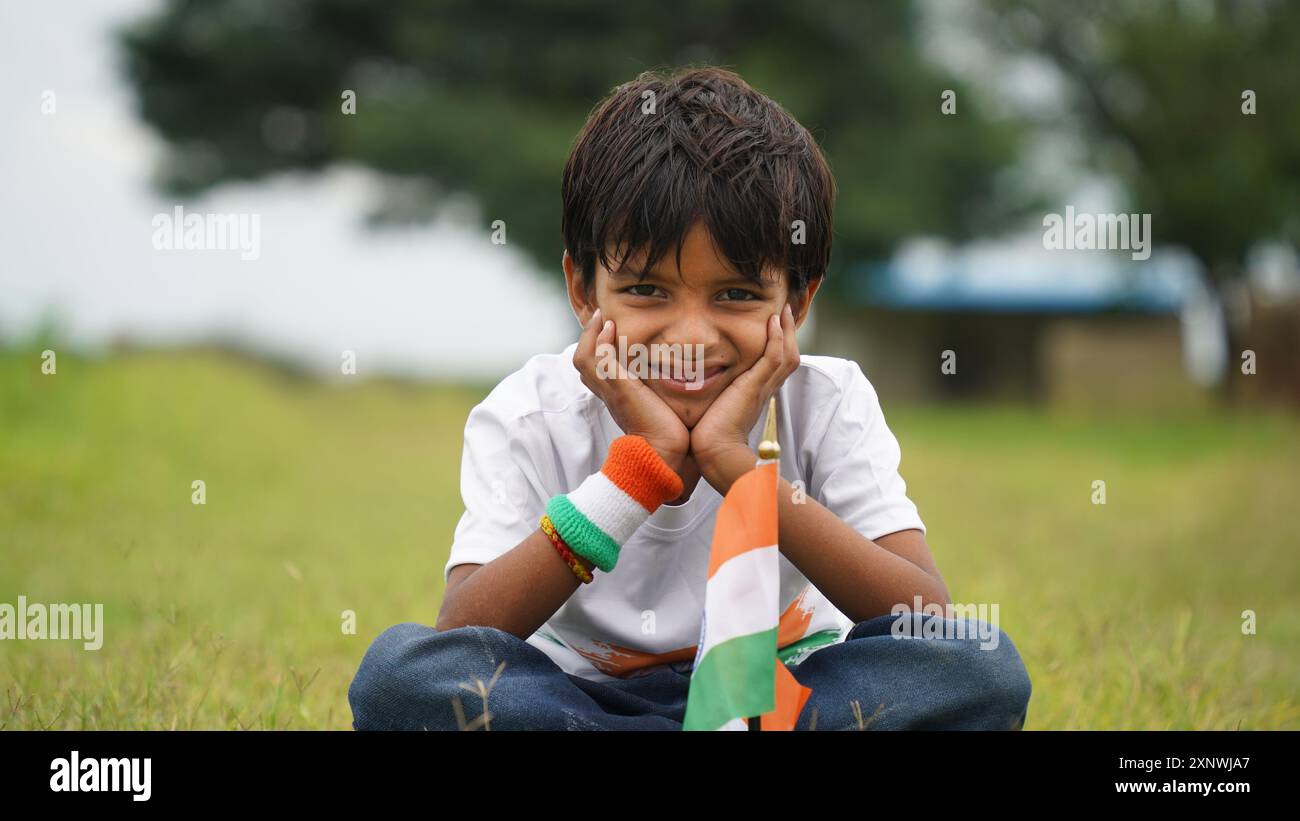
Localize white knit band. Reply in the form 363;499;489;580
566;470;651;546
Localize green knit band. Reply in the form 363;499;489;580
546;494;623;573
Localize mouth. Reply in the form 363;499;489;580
658;364;727;394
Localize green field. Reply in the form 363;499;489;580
2;346;1298;729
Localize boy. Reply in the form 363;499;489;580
349;67;1031;730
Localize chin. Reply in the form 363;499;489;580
659;391;714;429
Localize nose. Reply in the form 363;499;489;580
657;298;721;353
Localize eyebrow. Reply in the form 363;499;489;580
608;267;775;288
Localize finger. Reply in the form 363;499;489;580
574;309;609;400
757;310;786;378
764;302;795;392
755;308;795;396
595;317;621;383
781;302;800;377
598;318;650;409
596;320;676;419
575;307;603;364
589;315;625;378
729;311;784;396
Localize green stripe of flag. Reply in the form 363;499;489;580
776;628;843;665
683;627;778;731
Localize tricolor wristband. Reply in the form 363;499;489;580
544;435;684;573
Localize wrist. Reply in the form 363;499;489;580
697;443;757;495
631;433;688;476
545;435;684;572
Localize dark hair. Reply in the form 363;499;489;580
562;66;835;296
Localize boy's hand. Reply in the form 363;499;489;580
573;308;690;475
692;303;800;493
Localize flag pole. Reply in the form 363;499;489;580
748;394;780;732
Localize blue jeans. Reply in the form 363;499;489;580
348;612;1032;730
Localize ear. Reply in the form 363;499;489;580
563;250;598;327
790;276;822;330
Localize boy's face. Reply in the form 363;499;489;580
564;221;817;429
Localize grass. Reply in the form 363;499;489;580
1;345;1298;729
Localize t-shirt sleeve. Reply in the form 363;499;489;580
442;399;552;583
807;361;926;540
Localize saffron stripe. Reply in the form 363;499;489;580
706;462;778;579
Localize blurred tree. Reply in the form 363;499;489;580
982;0;1300;396
119;0;1027;292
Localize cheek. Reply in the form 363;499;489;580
734;321;772;368
604;312;652;343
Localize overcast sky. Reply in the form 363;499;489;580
0;0;576;380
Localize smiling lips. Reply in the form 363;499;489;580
658;364;727;393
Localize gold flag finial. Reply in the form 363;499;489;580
757;395;780;461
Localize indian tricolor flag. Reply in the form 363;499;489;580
684;400;813;731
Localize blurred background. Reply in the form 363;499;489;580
2;0;1297;730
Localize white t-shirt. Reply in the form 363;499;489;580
443;341;926;682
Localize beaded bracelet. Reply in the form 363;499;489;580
544;435;684;573
540;513;593;584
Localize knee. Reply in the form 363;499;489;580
954;623;1033;730
347;623;533;730
348;622;434;730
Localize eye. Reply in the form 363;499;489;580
719;287;760;301
623;283;662;298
